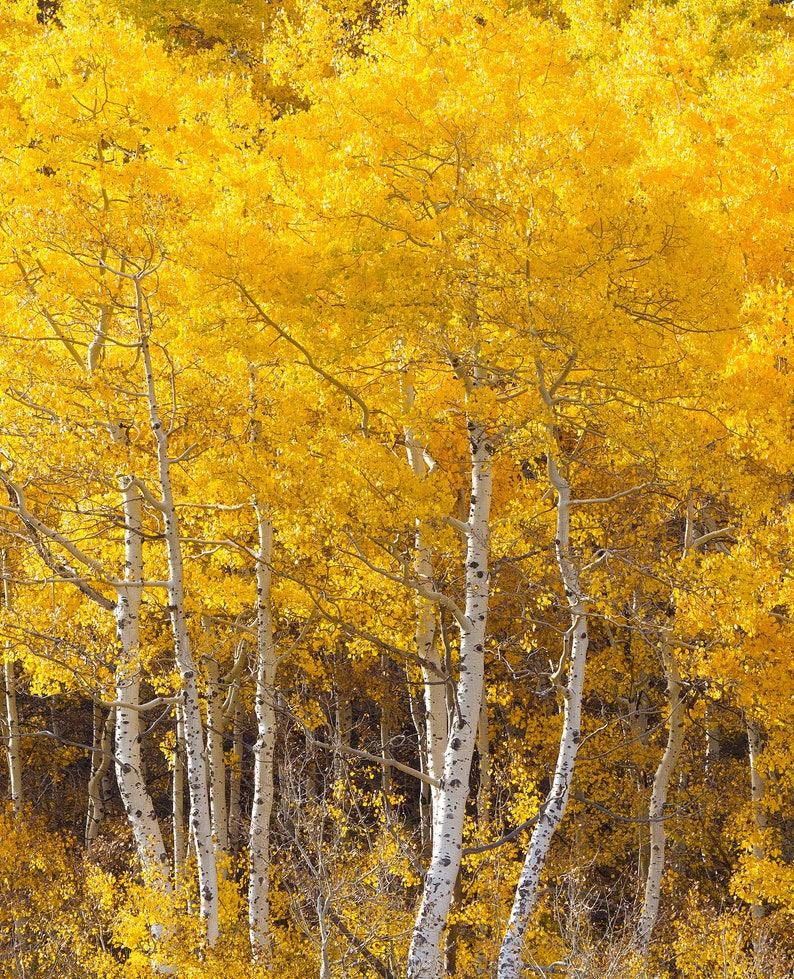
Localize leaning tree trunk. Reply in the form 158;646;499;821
498;452;589;979
635;646;685;954
140;313;218;946
249;505;278;957
406;407;493;979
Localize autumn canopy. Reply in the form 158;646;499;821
0;0;793;975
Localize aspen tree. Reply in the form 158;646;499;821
135;274;219;945
1;657;22;813
498;360;590;979
249;505;278;956
403;381;447;840
85;702;115;847
407;360;494;979
1;554;22;812
746;716;768;926
635;647;686;954
113;479;175;905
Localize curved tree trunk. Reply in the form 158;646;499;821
140;316;218;945
498;452;589;979
635;647;685;954
86;703;115;848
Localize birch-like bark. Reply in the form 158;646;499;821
140;319;218;945
205;654;229;868
497;453;589;979
407;669;432;848
1;476;172;888
635;494;700;951
318;894;332;979
746;715;767;924
2;655;22;812
705;705;720;787
404;420;447;828
228;693;244;856
406;410;493;979
380;652;394;802
2;555;22;811
635;647;685;954
249;506;277;957
114;482;172;897
173;707;187;889
477;698;490;826
86;704;115;847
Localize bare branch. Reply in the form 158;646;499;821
336;744;440;789
570;483;654;506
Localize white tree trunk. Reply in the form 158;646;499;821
407;669;433;848
318;894;332;979
2;654;22;812
173;706;187;889
380;651;394;801
406;413;493;979
205;653;229;869
746;715;767;924
86;703;115;847
114;482;172;897
249;506;277;957
635;647;685;954
0;477;173;894
477;698;490;826
1;555;22;812
404;421;447;829
140;321;218;945
498;453;589;979
228;695;243;856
